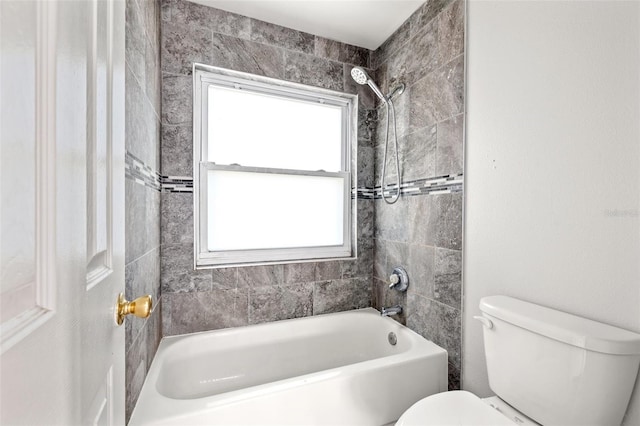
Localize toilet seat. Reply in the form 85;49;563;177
396;391;516;426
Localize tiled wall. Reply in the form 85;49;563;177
370;0;465;390
159;0;376;335
124;0;162;420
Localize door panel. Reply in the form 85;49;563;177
0;0;126;424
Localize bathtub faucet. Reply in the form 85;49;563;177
381;305;403;317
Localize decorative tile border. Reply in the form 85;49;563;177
126;152;193;192
126;152;463;197
162;176;193;192
125;152;162;191
354;174;464;199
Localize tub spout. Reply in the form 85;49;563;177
381;306;403;317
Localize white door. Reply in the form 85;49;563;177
1;1;126;424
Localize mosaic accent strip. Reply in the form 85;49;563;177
126;151;463;197
162;176;193;192
355;174;464;199
125;152;162;191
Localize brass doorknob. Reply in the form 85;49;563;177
115;293;152;325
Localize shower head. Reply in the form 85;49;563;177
350;66;387;103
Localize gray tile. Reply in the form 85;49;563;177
405;19;440;82
373;240;386;280
161;21;212;75
161;73;192;125
434;248;462;308
251;19;314;54
313;278;371;315
125;180;160;264
375;198;409;242
125;179;146;264
406;294;461;368
146;188;161;251
342;246;373;279
145;36;161;115
357;108;377;146
211;33;285;79
164;289;249;335
357;146;375;188
407;193;430;246
426;193;462;250
340;44;370;68
374;19;411;69
161;124;193;176
315;261;342;281
436;0;464;66
126;0;146;84
357;199;375;240
409;56;464;132
249;283;313;324
125;247;161;346
161;192;193;245
409;0;453;38
385;241;408;273
401;125;437;181
314;36;341;61
200;288;249;330
406;244;435;300
211;268;238;290
436;114;464;176
165;292;207;335
238;264;284;288
285;51;343;91
144;301;162;370
160;0;172;22
386;20;438;90
138;0;160;51
161;243;213;293
126;66;160;169
161;294;172;336
448;361;461;391
125;329;147;422
283;262;316;284
171;0;250;39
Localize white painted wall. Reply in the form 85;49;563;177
463;1;640;424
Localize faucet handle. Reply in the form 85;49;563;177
389;273;400;288
388;267;409;292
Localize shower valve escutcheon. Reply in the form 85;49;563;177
389;266;409;292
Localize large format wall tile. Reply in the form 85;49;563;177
160;0;376;339
170;0;250;39
162;21;212;75
313;278;371;315
373;0;464;392
284;51;344;91
249;284;314;324
211;33;286;79
251;19;315;54
161;124;192;176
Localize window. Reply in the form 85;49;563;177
193;64;357;268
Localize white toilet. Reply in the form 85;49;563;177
397;295;640;426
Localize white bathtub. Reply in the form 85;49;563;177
129;308;447;425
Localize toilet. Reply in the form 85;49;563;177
397;296;640;426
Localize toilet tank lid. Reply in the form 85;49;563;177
480;296;640;355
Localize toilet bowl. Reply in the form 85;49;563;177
396;296;640;426
396;391;538;426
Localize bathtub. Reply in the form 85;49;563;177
129;308;448;425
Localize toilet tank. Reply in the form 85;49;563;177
479;296;640;426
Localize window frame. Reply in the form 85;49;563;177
193;63;358;268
